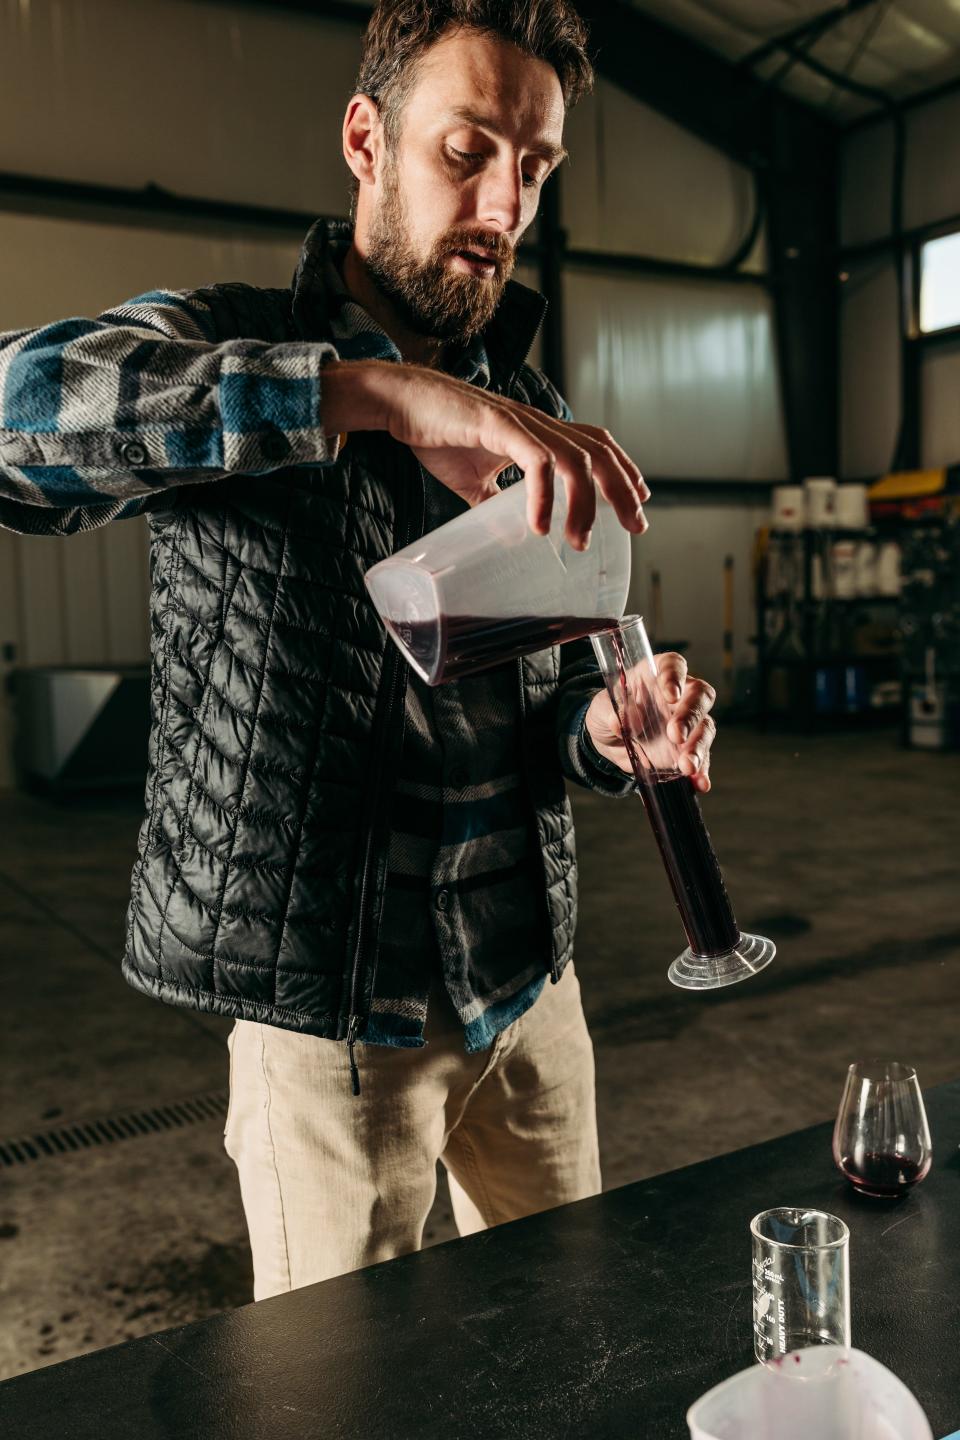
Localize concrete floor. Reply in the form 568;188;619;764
1;725;958;1380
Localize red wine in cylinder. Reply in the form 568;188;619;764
838;1151;931;1197
392;614;618;683
609;630;741;958
635;773;741;957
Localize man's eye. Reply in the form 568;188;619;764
448;147;484;163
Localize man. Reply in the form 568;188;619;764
0;0;716;1299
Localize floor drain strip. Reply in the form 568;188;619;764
0;1090;228;1166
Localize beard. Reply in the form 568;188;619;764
365;158;516;344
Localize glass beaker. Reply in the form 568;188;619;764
364;480;631;685
833;1061;932;1199
590;615;775;989
750;1209;851;1363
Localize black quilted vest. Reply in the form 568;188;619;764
122;219;580;1043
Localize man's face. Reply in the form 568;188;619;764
362;28;566;343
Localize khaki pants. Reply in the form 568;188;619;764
223;964;601;1300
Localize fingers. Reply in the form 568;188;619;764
393;371;648;548
480;405;595;546
520;413;648;545
575;423;651;533
656;652;688;705
473;388;650;549
677;712;716;790
480;410;556;536
668;675;717;746
525;423;596;549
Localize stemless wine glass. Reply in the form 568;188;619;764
832;1061;932;1199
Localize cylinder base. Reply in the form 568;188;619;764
667;932;776;991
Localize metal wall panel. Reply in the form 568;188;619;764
0;0;361;217
840;119;895;251
0;210;302;331
562;79;763;270
904;92;960;233
839;259;900;479
563;268;787;480
14;535;66;668
922;341;960;469
841;93;960;250
100;520;151;664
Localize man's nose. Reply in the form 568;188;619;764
476;159;524;235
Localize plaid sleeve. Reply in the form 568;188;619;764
0;287;341;536
556;636;635;798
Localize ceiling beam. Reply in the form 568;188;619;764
739;0;882;73
549;0;836;167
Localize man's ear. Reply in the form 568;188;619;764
343;93;384;189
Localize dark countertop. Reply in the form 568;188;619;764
3;1081;959;1439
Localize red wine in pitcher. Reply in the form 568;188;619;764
396;614;617;683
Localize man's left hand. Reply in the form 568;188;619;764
583;653;717;793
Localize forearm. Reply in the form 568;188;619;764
319;359;394;436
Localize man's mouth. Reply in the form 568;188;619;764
449;248;500;279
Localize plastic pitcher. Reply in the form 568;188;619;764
687;1347;933;1440
364;480;631;685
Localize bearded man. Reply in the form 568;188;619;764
0;0;717;1299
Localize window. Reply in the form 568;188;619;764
919;231;960;335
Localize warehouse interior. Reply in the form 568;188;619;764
1;0;959;1394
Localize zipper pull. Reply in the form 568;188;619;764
346;1014;362;1097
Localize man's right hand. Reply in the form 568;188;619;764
321;360;649;552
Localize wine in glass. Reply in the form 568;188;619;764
833;1061;932;1198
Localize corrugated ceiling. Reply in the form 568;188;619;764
624;0;960;121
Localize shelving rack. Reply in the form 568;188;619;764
755;526;903;733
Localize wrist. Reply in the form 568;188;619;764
321;359;391;437
581;697;628;775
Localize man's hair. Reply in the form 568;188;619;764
349;0;593;207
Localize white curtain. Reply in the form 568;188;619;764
563;268;787;480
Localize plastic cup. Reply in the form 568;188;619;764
687;1347;933;1440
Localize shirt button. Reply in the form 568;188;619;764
120;440;147;467
449;765;469;788
435;888;450;913
261;430;291;461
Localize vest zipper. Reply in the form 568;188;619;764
500;369;560;988
344;642;403;1095
516;659;561;985
343;452;423;1094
